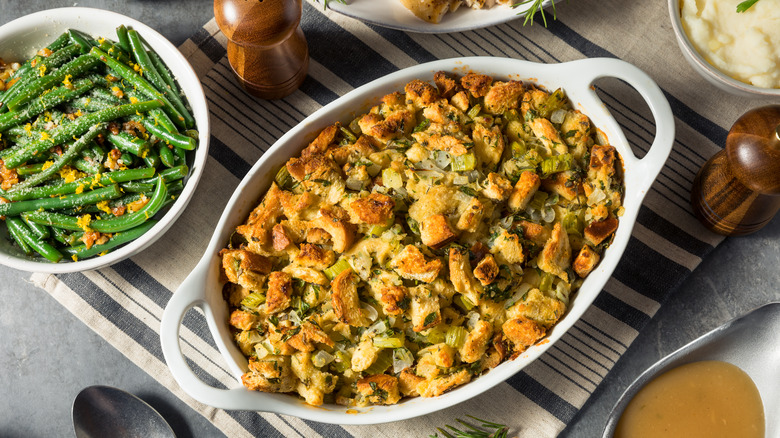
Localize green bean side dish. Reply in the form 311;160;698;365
0;26;197;263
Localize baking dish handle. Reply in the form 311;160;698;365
570;58;675;192
160;262;268;410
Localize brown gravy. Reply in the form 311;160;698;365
615;360;764;438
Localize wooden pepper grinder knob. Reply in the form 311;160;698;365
214;0;308;100
691;105;780;236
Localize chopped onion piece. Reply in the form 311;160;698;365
416;170;442;179
312;349;335;368
542;206;556;223
551;109;568;124
596;129;609;146
417;159;438;171
363;305;380;324
254;342;270;359
587;187;607;205
466;311;481;329
368;318;387;335
247;330;263;344
467;170;480;183
499;216;513;229
393;347;414;374
288;310;301;326
505;283;533;309
345;178;364;191
434;151;452;169
453;175;469;185
366;162;382;177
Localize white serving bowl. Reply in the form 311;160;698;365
668;0;780;98
160;57;674;424
0;8;209;273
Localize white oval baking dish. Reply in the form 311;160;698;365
160;57;674;424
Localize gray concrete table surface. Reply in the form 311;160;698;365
2;2;779;437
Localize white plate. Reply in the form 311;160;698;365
0;8;210;273
326;0;553;34
160;56;674;424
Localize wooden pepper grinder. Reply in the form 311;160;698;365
691;105;780;236
214;0;309;100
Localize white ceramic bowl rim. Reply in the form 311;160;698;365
667;0;780;97
160;56;675;424
0;7;210;274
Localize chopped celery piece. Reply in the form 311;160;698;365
538;88;567;119
562;212;583;236
425;326;446;345
450;152;476;172
540;153;573;177
332;350;352;373
406;217;420;235
324;258;352;280
339;126;357;143
368;221;392;238
539;272;554;292
364;349;393;375
241;292;266;309
382;167;403;189
454;294;475;311
505;109;521;122
467;104;482;119
445;326;467;349
511;140;526;158
529;191;549;211
275;165;294;189
373;335;405;349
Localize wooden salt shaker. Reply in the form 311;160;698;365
214;0;309;100
691;105;780;235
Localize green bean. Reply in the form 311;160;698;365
8;123;105;192
49;225;70;245
173;145;187;165
139;116;195;150
1;44;82;109
97;40;132;65
115;25;132;53
22;214;50;239
47;32;73;52
107;132;149;157
69;96;116;112
64;219;157;260
6;217;63;262
127;29;194;130
72;157;101;174
88;87;124;105
5;54;100;111
122;86;176;134
3;99;162;169
20;211;83;231
147;48;186;112
68;29;94;54
139;165;187;184
90;177;166;233
13;163;45;176
0;184;121;216
6;217;32;254
158;144;175;167
0;78;94;132
143;148;160;168
120;181;155;193
89;47;186;129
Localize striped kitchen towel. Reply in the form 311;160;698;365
31;0;773;436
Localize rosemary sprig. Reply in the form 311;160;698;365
512;0;558;27
319;0;346;10
736;0;760;12
430;415;510;438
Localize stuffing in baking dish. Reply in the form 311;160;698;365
220;71;624;407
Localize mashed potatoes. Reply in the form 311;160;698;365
681;0;780;88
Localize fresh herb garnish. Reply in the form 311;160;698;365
513;0;558;27
736;0;760;12
319;0;346;10
430;415;509;438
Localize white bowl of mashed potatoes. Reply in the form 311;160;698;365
669;0;780;98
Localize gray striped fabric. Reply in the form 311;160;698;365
31;0;770;436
